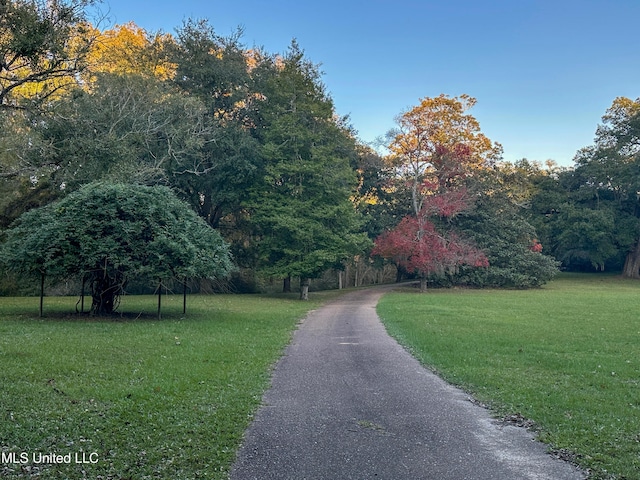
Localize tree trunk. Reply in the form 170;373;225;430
39;272;45;318
623;238;640;278
344;263;350;288
300;278;310;300
283;275;292;293
354;265;359;288
412;170;421;217
76;276;87;314
183;279;188;315
91;285;118;315
338;270;343;290
81;276;86;313
90;272;123;316
395;265;404;283
157;279;162;320
420;276;427;292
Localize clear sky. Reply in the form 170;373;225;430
91;0;640;166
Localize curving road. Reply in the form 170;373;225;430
230;287;586;480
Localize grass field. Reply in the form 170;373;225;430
3;276;640;479
0;292;336;479
377;273;640;480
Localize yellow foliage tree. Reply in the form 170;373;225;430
0;0;96;109
84;22;176;81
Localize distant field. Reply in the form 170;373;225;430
0;292;336;479
377;273;640;480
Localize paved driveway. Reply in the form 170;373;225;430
230;287;586;480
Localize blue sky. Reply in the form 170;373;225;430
93;0;639;166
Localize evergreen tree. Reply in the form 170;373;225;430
247;42;369;299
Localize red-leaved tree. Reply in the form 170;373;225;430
372;187;488;292
374;95;499;290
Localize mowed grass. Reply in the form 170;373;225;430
377;273;640;480
0;292;336;479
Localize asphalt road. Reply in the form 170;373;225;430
230;287;586;480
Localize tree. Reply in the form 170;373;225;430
449;165;560;288
18;72;213;192
2;19;253;226
168;19;263;228
0;71;217;237
84;22;176;80
387;94;503;216
372;97;502;290
0;182;233;315
0;0;98;217
0;0;97;111
353;144;411;241
247;42;369;299
372;185;488;291
575;97;640;277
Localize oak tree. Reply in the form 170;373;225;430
530;97;640;275
28;72;212;190
0;0;97;110
167;19;263;228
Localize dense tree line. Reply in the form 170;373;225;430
1;0;638;310
0;0;369;302
521;96;640;276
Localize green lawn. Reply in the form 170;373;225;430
377;273;640;480
0;292;336;479
4;276;640;479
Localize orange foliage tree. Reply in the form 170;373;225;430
0;0;97;110
388;94;502;216
373;147;489;291
374;95;499;288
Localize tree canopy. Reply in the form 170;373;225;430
0;182;233;314
245;42;370;298
0;0;97;110
525;97;640;276
373;98;501;289
388;94;503;216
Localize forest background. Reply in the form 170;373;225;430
1;0;640;304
